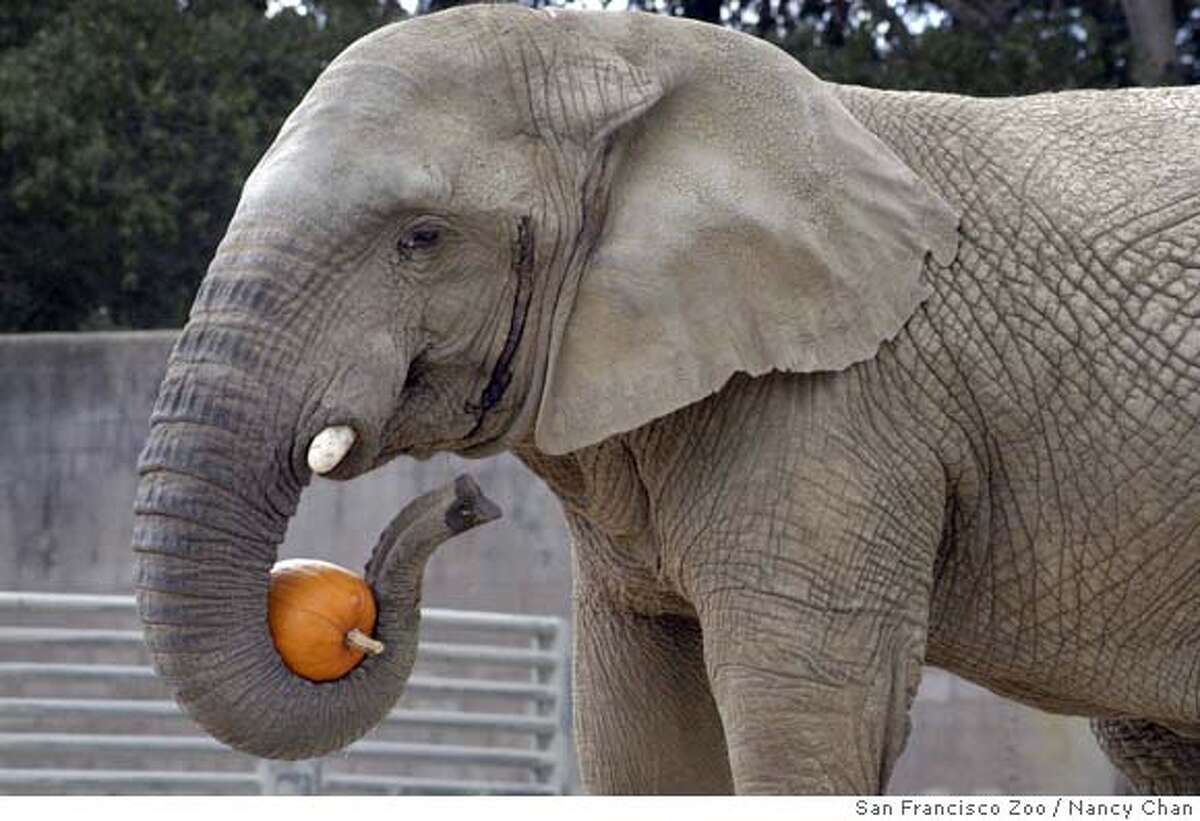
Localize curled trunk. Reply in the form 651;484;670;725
133;338;499;759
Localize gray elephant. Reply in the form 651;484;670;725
132;5;1200;795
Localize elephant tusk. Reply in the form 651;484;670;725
307;425;356;475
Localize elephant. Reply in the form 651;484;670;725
131;4;1200;795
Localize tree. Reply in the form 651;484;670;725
1120;0;1180;84
0;0;74;51
617;0;1198;90
0;0;404;331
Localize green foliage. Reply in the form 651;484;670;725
781;5;1133;94
0;0;403;331
627;0;1197;91
0;0;75;51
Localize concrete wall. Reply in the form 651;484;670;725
0;331;571;616
0;331;1120;794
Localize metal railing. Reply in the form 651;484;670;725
0;590;573;795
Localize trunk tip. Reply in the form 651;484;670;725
448;474;502;533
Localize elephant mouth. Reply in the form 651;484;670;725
373;387;522;465
378;428;510;464
455;429;518;459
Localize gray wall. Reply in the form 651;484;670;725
0;331;1120;794
0;331;571;616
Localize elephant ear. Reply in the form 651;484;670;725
533;17;961;455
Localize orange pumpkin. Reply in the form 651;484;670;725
268;558;384;682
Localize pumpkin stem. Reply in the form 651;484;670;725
345;628;385;656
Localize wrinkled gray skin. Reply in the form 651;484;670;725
133;6;1200;794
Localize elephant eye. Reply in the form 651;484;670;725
398;225;441;255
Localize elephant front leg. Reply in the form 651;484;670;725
699;590;926;794
682;470;940;794
573;592;734;794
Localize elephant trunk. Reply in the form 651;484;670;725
132;315;499;760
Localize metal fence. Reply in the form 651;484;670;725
0;590;573;795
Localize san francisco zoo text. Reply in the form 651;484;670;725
855;799;1194;818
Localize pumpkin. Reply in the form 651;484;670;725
268;558;384;682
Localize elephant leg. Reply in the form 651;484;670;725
573;593;734;794
677;443;940;794
696;586;925;794
1093;718;1200;794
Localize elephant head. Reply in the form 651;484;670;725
133;6;958;760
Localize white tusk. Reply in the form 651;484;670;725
307;425;356;475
